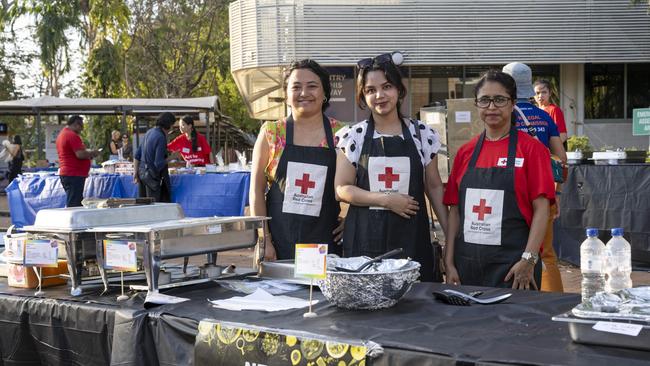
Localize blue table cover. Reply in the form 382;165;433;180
6;172;250;228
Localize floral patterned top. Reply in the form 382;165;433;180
263;117;343;180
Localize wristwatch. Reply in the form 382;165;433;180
521;251;539;265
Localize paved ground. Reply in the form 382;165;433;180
2;196;648;294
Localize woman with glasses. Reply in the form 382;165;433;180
250;59;343;261
443;70;555;289
334;53;447;282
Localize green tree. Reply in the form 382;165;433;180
10;0;81;96
123;0;256;131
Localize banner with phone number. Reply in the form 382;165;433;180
194;320;367;366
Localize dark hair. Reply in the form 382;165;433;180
533;79;552;91
157;112;176;130
67;115;83;126
356;58;408;120
12;135;22;145
181;115;198;152
474;70;518;125
283;59;331;111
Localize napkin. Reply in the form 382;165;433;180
209;288;317;312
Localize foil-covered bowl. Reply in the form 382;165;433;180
316;258;420;310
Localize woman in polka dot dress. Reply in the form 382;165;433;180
334;53;448;281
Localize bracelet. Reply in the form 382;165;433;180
555;191;562;195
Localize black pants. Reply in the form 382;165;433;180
138;176;171;202
60;176;86;207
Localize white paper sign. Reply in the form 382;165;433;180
294;244;328;279
455;111;471;123
24;240;58;267
368;156;410;210
283;162;327;217
104;240;138;272
463;188;504;245
593;321;643;337
5;236;26;263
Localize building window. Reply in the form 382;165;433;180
585;63;650;121
585;64;625;120
627;63;650;118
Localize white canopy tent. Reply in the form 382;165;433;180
0;96;254;161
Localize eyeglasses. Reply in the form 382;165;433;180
357;53;394;70
475;96;512;108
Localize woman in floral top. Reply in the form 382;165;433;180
250;59;344;260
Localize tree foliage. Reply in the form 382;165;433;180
2;0;257;161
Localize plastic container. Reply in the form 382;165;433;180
580;228;606;302
605;228;633;293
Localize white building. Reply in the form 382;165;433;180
229;0;650;148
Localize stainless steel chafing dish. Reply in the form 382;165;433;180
87;216;267;294
21;203;184;295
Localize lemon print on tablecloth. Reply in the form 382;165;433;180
300;339;325;361
286;335;297;347
242;329;260;343
291;349;302;365
216;324;241;345
325;341;350;359
338;361;347;366
350;345;366;361
261;333;280;356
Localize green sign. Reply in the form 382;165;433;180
632;108;650;136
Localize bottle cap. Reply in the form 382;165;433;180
611;227;624;236
586;228;598;237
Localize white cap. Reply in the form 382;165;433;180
502;62;535;99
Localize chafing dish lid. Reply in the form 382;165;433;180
86;216;268;233
24;203;185;232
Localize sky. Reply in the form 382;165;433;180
5;15;83;98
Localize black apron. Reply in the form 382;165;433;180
343;118;434;282
455;127;542;288
266;115;341;260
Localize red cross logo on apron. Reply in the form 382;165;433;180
472;198;492;221
295;173;316;194
378;167;400;189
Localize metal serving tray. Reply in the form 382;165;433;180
258;259;311;285
25;203;184;232
552;312;650;351
88;216;268;294
21;203;184;295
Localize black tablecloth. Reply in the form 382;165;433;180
1;279;650;366
555;164;650;267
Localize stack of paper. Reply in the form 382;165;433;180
209;288;317;312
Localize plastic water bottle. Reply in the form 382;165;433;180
605;228;633;293
580;228;606;302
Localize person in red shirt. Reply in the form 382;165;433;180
534;79;567;144
56;115;100;207
443;70;555;290
167;115;213;166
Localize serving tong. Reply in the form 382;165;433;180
334;248;404;273
433;289;512;306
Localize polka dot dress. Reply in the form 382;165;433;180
335;119;441;167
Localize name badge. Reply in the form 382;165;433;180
497;157;524;167
182;147;190;153
282;161;327;217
